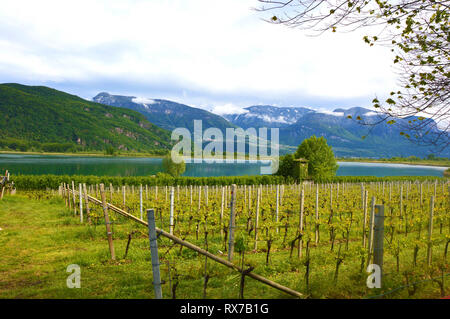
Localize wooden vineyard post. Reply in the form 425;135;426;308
226;185;229;208
244;185;247;214
336;183;339;202
298;186;305;258
361;183;365;209
72;181;77;215
406;182;409;200
280;184;284;206
434;181;437;199
228;184;237;262
389;183;392;202
367;197;376;265
140;184;143;220
63;183;68;207
145;184;148;200
82;183;91;224
427;196;434;266
205;185;208;207
68;183;72;210
276;185;279;234
169;186;175;235
254;186;261;251
362;190;368;248
109;183;113;202
373;204;385;285
147;209;163;299
400;185;403;217
248;184;252;212
79;183;83;223
315;184;319;244
65;183;69;207
330;184;333;212
122;186;126;208
100;184;116;260
155;185;158;201
420;183;423;206
198;186;202;212
220;186;225;237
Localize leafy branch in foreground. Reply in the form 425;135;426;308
257;0;449;151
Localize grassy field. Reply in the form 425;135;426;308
0;190;448;299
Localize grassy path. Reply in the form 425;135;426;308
0;195;156;298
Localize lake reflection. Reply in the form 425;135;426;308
0;154;446;177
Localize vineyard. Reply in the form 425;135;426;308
1;178;449;298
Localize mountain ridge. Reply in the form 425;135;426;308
222;104;449;158
93;92;236;132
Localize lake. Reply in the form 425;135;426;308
0;154;447;177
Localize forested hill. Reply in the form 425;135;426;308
0;83;172;154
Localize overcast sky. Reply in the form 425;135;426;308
0;0;400;114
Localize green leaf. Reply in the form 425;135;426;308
385;98;396;105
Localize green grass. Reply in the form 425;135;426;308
0;193;448;299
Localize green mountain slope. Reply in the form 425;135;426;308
0;83;172;154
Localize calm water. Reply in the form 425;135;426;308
0;154;446;177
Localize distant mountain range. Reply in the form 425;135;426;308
224;105;449;157
223;105;312;128
93;92;235;132
0;83;446;158
94;91;447;157
0;84;172;154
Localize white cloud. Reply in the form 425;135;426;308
0;0;399;107
318;110;345;117
210;103;249;115
132;97;155;105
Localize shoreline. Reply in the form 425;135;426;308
337;158;449;168
0;150;164;158
0;150;448;169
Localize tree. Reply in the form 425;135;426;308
257;0;449;151
162;155;186;177
294;136;338;179
277;136;338;179
276;153;299;178
104;145;116;156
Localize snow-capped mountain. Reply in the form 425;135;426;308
222;105;448;157
92;94;448;158
93;92;235;132
222;105;313;128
